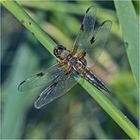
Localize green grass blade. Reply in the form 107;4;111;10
79;79;139;139
2;44;39;139
1;1;139;139
19;1;122;38
114;1;139;87
1;0;55;56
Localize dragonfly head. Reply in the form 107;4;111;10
54;45;69;60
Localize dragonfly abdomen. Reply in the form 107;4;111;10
84;70;111;94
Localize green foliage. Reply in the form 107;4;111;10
114;1;139;87
2;44;40;138
1;0;139;139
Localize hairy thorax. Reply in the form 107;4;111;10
67;54;87;76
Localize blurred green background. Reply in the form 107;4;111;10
1;1;139;139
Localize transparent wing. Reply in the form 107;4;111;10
34;72;77;109
86;20;112;66
72;6;96;54
18;63;65;92
72;6;112;67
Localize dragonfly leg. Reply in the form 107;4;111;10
64;64;72;75
46;61;67;74
77;51;86;59
57;60;67;67
71;45;78;55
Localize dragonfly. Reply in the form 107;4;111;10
18;6;112;109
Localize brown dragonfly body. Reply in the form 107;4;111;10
18;6;112;109
54;45;111;95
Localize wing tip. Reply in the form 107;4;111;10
34;101;41;109
34;97;51;109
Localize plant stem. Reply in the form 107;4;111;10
1;0;139;139
79;79;139;139
1;0;55;56
114;1;139;87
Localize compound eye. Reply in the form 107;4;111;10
57;47;63;54
54;45;66;57
57;45;66;50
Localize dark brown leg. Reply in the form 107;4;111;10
57;60;67;67
71;45;78;55
77;51;86;59
64;64;72;75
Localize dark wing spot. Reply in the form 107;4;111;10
19;80;26;86
83;51;86;56
29;22;31;25
36;72;44;77
54;82;58;86
100;21;106;26
101;20;112;26
31;32;35;35
90;36;95;44
86;7;90;13
80;24;84;31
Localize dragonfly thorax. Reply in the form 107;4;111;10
67;55;87;76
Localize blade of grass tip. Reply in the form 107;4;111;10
1;1;139;139
114;1;139;88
